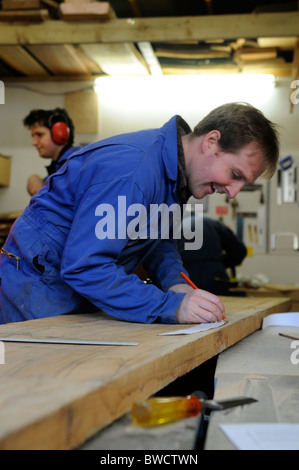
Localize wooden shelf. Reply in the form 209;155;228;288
0;10;298;79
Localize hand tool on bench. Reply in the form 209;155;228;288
131;394;257;427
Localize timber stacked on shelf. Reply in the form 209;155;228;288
0;0;50;21
0;0;114;21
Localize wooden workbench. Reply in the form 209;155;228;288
0;296;291;450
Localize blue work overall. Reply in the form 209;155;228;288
0;116;188;324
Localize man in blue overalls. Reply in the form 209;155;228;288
0;103;279;325
24;108;81;196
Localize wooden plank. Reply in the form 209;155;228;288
0;13;299;45
0;9;50;21
161;64;240;75
1;74;101;81
155;46;231;59
240;60;292;76
73;45;103;74
63;0;97;3
81;43;149;76
0;297;291;449
59;1;114;21
161;61;292;77
26;44;89;75
257;36;297;49
1;0;43;9
235;47;277;61
0;45;49;76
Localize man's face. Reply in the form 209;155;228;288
187;140;265;200
30;122;61;160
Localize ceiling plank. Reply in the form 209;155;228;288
81;43;149;75
161;57;292;77
0;45;49;75
0;8;50;21
0;12;299;45
73;45;104;74
26;44;90;74
1;0;44;9
155;46;231;59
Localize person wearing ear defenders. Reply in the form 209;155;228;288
23;108;81;196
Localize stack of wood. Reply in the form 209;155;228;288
0;0;115;22
0;0;149;78
59;0;115;21
0;0;51;21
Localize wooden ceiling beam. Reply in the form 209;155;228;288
0;45;49;75
0;12;299;45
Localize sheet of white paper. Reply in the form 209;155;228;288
158;320;225;335
262;312;299;329
220;423;299;450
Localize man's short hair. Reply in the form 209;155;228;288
193;102;279;179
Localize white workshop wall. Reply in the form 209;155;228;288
0;76;298;282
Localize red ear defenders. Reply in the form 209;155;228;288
49;114;70;145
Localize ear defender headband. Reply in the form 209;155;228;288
48;112;70;145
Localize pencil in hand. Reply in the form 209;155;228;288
180;271;227;322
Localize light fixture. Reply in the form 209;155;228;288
93;73;276;117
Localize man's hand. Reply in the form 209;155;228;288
176;289;225;324
27;174;44;196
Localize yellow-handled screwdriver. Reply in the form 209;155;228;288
131;395;257;427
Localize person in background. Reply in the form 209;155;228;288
23;108;80;196
0;102;279;325
174;214;247;400
178;215;247;295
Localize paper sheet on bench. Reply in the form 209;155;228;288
158;320;225;335
220;423;299;450
262;312;299;329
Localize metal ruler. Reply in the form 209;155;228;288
0;337;138;346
